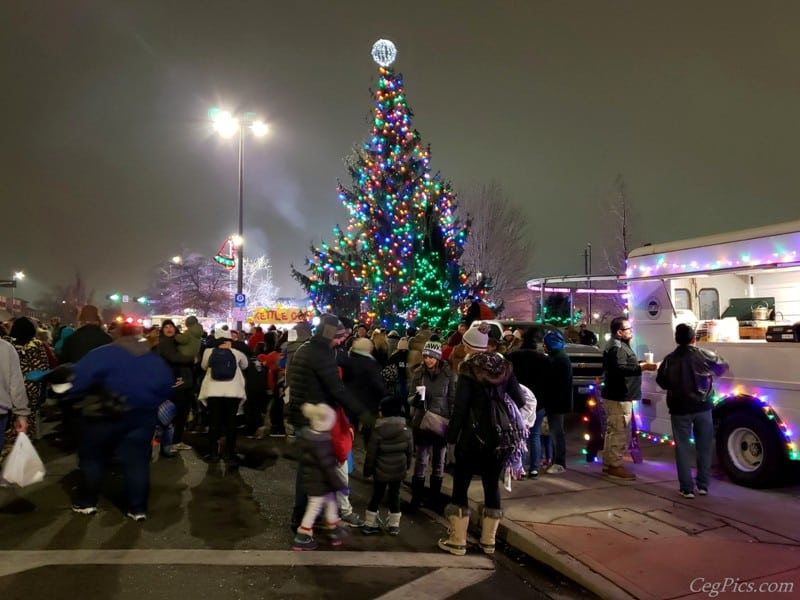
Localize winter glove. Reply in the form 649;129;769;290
411;393;424;408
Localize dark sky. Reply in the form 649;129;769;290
3;1;800;304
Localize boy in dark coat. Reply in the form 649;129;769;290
293;402;348;551
362;396;413;535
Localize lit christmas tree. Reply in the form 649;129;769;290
293;39;469;328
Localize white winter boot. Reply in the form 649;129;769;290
438;504;470;556
362;510;381;535
387;512;402;536
479;508;503;555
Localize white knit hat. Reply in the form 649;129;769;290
351;337;374;355
462;323;489;351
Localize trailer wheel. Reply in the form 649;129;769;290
716;412;784;488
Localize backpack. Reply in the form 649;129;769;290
209;347;238;381
475;385;527;461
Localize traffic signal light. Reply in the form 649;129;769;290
108;293;121;302
136;296;148;305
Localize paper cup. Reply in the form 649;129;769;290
416;386;426;402
644;352;654;363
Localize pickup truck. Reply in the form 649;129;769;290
478;319;605;412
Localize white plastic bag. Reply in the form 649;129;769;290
1;432;46;487
518;384;538;428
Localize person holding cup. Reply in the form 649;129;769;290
601;317;658;481
408;341;456;512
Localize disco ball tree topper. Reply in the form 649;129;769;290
371;39;397;67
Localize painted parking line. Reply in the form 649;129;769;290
375;567;494;600
0;549;494;577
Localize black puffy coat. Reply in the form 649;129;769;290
286;336;366;430
342;351;387;417
298;428;347;496
364;416;413;482
409;362;455;444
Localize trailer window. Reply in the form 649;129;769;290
674;288;691;311
698;288;720;320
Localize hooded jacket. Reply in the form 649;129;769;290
446;352;524;457
364;416;413;482
298;427;348;497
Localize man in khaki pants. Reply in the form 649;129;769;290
600;317;657;480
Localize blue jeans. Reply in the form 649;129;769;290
527;408;546;471
547;412;567;468
670;411;713;493
76;411;157;514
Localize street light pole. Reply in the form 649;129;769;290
209;108;268;334
236;125;244;332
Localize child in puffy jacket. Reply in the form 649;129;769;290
293;402;348;551
362;396;413;536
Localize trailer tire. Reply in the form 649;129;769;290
716;412;784;488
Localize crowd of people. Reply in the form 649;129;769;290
0;304;727;554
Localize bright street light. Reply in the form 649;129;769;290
209;106;269;331
171;256;182;265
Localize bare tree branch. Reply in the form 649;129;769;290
457;181;533;308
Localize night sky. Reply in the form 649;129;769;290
3;1;800;305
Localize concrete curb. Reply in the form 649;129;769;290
495;518;636;600
437;477;636;600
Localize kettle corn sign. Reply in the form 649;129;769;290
251;307;308;324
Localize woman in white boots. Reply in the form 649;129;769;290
439;323;525;556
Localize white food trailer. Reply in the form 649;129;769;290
626;220;800;488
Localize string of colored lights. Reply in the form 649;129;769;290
582;387;799;462
626;231;800;278
300;65;468;326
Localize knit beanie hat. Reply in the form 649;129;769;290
315;313;341;341
351;337;374;355
215;325;232;339
397;337;409;351
462;323;489;352
302;402;336;432
422;341;442;360
387;330;400;339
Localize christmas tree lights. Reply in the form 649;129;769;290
293;41;468;326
